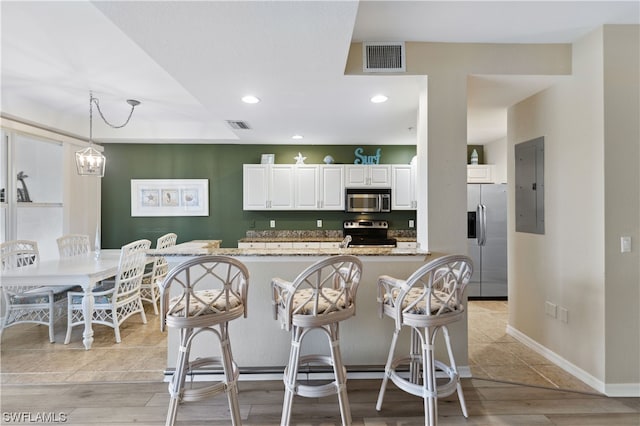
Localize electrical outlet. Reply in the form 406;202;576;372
270;220;276;228
317;219;323;228
559;307;568;323
545;301;557;318
409;220;415;228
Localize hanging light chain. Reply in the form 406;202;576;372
91;95;138;129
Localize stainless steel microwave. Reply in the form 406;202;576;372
345;188;391;213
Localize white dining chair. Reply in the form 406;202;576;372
0;240;69;343
141;232;177;315
64;239;151;344
56;234;91;258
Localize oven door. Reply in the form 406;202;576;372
346;193;380;212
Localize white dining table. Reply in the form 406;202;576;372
0;249;122;350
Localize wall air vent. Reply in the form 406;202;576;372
226;120;252;130
363;42;405;73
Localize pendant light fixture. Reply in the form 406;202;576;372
75;91;141;176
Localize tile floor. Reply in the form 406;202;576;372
1;301;597;394
0;305;166;384
468;300;598;393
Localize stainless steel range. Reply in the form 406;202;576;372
343;220;397;247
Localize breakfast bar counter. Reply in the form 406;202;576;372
150;239;426;257
151;240;468;377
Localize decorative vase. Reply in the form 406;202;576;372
470;149;479;165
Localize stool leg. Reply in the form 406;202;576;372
220;322;242;425
376;328;400;411
424;327;437;426
410;327;421;384
328;323;351;426
442;325;468;417
281;326;303;426
166;328;191;426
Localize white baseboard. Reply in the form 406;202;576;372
164;366;474;382
507;325;640;397
605;382;640;397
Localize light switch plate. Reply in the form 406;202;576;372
621;236;632;253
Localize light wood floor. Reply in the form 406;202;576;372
1;302;638;424
1;378;638;425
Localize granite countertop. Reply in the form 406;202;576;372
238;229;417;243
237;236;417;242
149;240;429;257
238;236;343;243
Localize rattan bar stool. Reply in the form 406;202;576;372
271;255;362;426
375;254;473;426
158;256;249;426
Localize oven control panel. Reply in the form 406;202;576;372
343;220;389;229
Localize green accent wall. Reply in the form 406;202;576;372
102;144;417;248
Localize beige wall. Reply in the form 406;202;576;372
508;25;639;395
483;137;508;184
602;25;640;392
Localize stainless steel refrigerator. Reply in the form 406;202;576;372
467;183;507;298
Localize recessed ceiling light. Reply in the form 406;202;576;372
292;134;304;140
242;95;260;104
370;94;388;103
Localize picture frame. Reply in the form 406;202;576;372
131;179;209;217
261;154;275;164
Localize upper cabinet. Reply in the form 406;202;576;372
244;164;344;211
295;165;345;210
244;163;419;211
243;164;295;210
344;165;391;187
467;164;495;183
392;164;417;210
319;165;345;210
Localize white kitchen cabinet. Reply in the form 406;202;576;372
243;164;295;210
392;164;416;210
467;165;495;183
396;241;418;249
320;241;341;249
265;242;293;249
319;165;344;210
294;165;320;209
237;241;266;249
291;241;321;249
295;164;344;210
345;165;391;188
246;164;344;211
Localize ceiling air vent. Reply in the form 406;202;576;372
226;120;252;130
363;42;405;73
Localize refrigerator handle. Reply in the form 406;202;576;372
476;204;483;245
480;204;487;246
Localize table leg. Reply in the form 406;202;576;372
81;285;95;350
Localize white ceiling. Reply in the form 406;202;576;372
1;1;638;146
